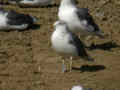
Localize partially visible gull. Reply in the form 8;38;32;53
8;0;53;7
0;9;37;30
58;0;104;42
72;85;92;90
8;0;20;4
51;20;94;73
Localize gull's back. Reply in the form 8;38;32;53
7;10;34;25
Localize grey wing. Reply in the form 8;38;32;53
69;32;94;61
76;8;100;32
6;10;34;25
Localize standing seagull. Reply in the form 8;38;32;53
72;85;92;90
51;20;94;72
0;9;36;30
58;0;104;45
8;0;53;7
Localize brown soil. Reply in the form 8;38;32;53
0;0;120;90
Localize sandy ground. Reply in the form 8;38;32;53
0;0;120;90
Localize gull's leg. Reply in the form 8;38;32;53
69;56;73;72
62;59;66;73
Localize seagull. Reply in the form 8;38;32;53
58;0;104;45
0;9;37;30
51;20;94;73
8;0;53;7
72;85;92;90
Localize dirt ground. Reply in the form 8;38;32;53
0;0;120;90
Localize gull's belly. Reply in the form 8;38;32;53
0;15;8;29
59;9;85;33
51;34;78;56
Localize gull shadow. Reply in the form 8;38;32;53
28;24;40;30
39;3;59;8
44;3;59;8
87;41;120;51
72;65;106;72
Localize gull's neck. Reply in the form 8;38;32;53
60;0;76;7
55;25;69;35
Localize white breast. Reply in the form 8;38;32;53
51;29;78;56
0;14;8;30
58;7;84;33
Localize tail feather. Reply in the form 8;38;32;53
30;15;37;23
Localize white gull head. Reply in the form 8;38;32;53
58;0;104;38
